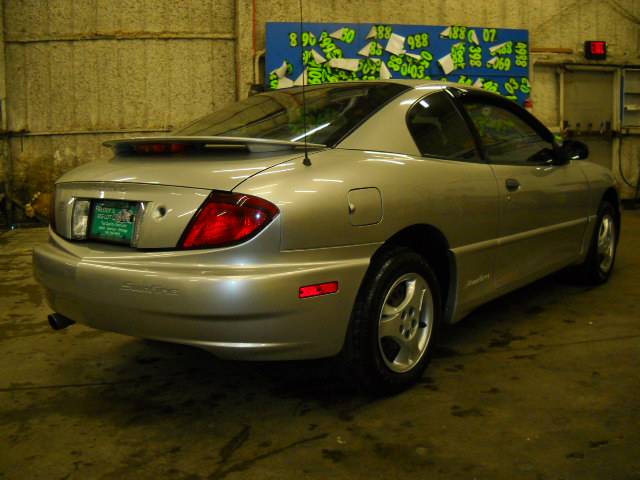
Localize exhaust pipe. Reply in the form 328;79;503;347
48;313;75;330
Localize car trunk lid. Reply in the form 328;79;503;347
57;136;325;191
52;137;325;249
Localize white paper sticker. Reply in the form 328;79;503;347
489;42;510;54
468;30;480;45
385;33;406;55
327;58;361;72
330;28;345;40
277;77;294;89
366;26;377;39
271;61;288;79
473;78;484;88
311;49;326;64
440;26;451;38
294;69;308;86
405;52;422;60
379;61;392;80
438;53;455;75
486;57;499;67
358;42;373;57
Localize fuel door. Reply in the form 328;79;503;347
347;188;383;226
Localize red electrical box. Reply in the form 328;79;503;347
585;41;607;60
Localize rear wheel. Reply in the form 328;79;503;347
343;247;441;394
573;200;619;284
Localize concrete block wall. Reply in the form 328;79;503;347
2;0;640;203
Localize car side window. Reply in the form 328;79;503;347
406;92;480;162
462;101;556;165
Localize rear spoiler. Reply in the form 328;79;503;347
103;136;327;154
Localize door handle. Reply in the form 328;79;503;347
505;178;520;191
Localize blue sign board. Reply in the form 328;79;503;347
266;22;530;105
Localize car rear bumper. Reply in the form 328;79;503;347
33;230;377;360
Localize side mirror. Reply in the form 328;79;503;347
562;140;589;160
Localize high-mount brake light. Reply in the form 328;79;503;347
179;192;279;249
133;143;189;154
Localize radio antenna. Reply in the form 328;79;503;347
299;0;312;166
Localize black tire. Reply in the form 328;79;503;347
342;246;441;394
572;200;619;285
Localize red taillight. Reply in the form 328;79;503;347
299;282;339;299
180;192;279;249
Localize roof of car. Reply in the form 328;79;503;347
273;79;490;96
380;78;490;94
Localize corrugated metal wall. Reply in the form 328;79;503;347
3;0;237;199
1;0;639;204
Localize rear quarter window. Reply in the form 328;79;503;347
406;91;480;162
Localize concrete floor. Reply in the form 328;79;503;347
1;213;639;480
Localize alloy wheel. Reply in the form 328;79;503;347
377;273;433;373
597;213;616;273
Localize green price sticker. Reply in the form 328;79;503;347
491;41;513;56
487;57;512;71
341;28;356;44
469;45;482;67
515;41;528;67
302;31;317;46
504;77;520;94
451;43;466;69
483;28;497;42
407;33;430;49
483;80;499;93
449;25;467;40
376;25;393;39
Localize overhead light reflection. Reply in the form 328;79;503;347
364;159;406;165
257;168;295;176
290;123;330;142
415;85;446;91
212;166;266;173
363;150;413;159
178;208;197;218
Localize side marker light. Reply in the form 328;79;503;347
299;281;339;299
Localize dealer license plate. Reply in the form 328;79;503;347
89;200;140;244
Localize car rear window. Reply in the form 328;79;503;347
173;83;410;146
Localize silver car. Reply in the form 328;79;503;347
33;81;620;392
